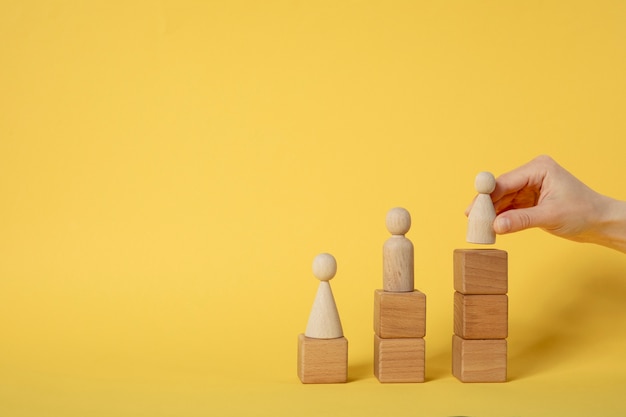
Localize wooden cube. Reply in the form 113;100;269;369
297;334;348;383
454;249;507;295
374;335;425;383
454;292;508;339
374;289;426;338
452;335;507;382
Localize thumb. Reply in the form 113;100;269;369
494;206;548;234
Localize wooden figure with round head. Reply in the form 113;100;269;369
383;207;414;292
304;253;343;339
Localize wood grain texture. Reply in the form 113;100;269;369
374;335;425;383
374;289;426;338
454;249;508;295
466;172;497;244
297;334;348;383
305;281;343;339
454;292;508;339
383;236;414;292
466;193;496;244
452;335;507;382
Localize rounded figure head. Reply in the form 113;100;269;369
474;171;496;194
385;207;411;235
312;253;337;281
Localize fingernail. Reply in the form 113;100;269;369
495;217;511;233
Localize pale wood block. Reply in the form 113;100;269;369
454;249;507;295
383;208;414;292
374;335;425;383
297;334;348;383
452;335;507;382
374;289;426;338
454;292;508;339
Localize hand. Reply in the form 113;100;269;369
468;155;626;252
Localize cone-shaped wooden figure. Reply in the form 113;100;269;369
467;172;497;244
305;253;343;338
298;253;348;383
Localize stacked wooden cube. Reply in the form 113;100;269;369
374;289;426;382
452;249;508;382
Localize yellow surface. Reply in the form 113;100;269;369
1;1;626;415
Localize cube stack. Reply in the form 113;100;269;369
452;249;508;382
373;289;426;382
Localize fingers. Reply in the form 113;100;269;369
468;156;560;229
467;156;545;217
493;205;551;234
464;195;477;217
490;155;551;202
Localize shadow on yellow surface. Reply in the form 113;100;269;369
510;257;626;380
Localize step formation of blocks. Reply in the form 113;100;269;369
453;172;509;383
297;253;348;383
297;172;509;384
373;207;426;383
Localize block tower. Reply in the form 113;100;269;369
452;172;508;382
298;253;348;383
374;207;426;383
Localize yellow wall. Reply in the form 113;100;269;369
1;1;625;415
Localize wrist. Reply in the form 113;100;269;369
592;196;626;253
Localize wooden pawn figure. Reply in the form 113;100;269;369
383;207;414;292
466;171;497;244
305;253;343;339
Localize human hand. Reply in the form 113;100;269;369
466;155;626;252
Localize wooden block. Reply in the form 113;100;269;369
297;334;348;383
454;292;508;339
452;335;507;382
374;335;425;383
374;289;426;338
454;249;507;295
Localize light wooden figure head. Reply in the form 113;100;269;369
312;253;337;282
475;171;496;194
386;207;411;236
466;171;497;244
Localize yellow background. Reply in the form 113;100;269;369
1;1;626;416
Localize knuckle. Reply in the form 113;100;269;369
517;211;534;229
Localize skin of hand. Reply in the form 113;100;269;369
467;155;626;253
